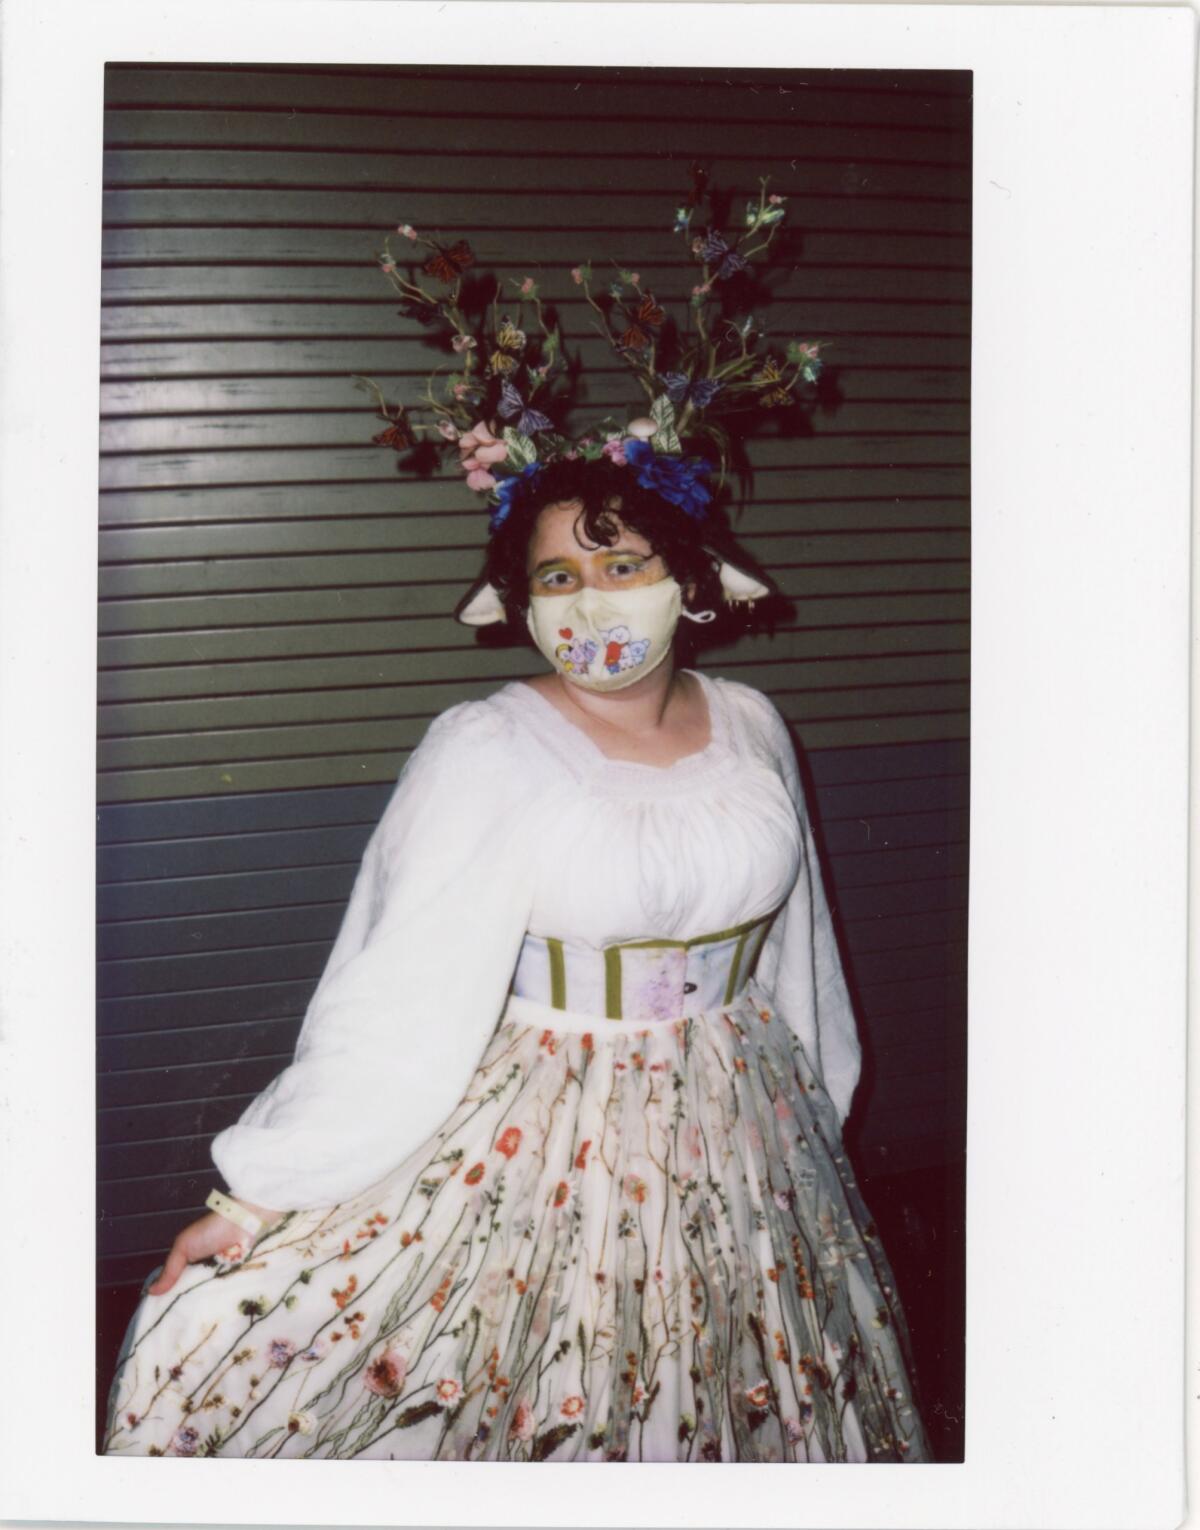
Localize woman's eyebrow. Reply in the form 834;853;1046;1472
531;556;577;574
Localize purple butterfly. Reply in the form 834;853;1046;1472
700;231;748;280
498;378;553;435
657;373;723;410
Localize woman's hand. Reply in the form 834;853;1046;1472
148;1199;282;1296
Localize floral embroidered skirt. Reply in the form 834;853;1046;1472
104;986;930;1462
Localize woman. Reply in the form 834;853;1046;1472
103;455;930;1462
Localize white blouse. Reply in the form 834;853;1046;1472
211;672;862;1210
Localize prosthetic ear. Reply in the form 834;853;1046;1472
456;581;507;627
715;558;772;606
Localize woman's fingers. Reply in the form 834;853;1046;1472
148;1240;188;1296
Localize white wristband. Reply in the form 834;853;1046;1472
206;1188;264;1240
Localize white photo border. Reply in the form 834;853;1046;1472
0;2;1192;1527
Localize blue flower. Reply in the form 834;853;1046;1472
623;439;712;519
488;462;544;533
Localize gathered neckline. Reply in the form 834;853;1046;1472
501;669;732;785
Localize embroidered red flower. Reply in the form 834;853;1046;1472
553;1180;570;1207
574;1138;591;1170
561;1394;585;1418
464;1162;485;1185
496;1126;522;1159
581;1032;593;1052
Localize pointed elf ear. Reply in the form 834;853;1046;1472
456;581;507;627
715;558;771;605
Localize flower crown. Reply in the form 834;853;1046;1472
356;169;828;541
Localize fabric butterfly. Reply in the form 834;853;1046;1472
700;231;749;280
618;326;650;351
489;350;519;377
422;239;475;283
498;378;553;435
495;317;526;353
754;358;792;408
372;406;415;451
635;295;665;328
657;373;723;410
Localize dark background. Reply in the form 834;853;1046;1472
96;62;969;1457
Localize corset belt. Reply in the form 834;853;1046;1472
510;911;777;1024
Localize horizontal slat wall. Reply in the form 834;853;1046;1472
98;63;970;1287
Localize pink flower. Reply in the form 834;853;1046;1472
510;1399;536;1440
435;1377;463;1408
397;223;417;240
745;1380;771;1408
691;283;712;297
520;276;535;295
785;1416;806;1442
570;266;584;285
561;1394;585;1418
452;382;470;401
451;333;477;353
437;419;460;442
775;1097;791;1119
465;467;497;493
379;256;396;273
601;437;627;466
623;1173;648;1204
364;1348;407;1398
683;1122;704;1160
458;420;507;469
768;193;784;205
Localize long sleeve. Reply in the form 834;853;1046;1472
750;697;862;1126
211;700;539;1210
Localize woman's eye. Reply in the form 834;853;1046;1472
539;570;574;589
608;561;643;578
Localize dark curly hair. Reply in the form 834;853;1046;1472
469;456;732;629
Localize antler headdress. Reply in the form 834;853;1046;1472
357;170;828;623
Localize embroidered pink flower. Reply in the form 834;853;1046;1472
266;1338;296;1369
683;1122;704;1160
510;1399;536;1439
364;1348;407;1398
560;1394;585;1418
435;1377;463;1408
601;436;627;466
745;1380;771;1408
623;1173;648;1204
785;1415;806;1442
170;1425;201;1456
397;223;418;240
496;1125;523;1159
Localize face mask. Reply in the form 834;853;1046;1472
526;577;684;692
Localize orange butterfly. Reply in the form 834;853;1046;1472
372;405;415;450
755;358;792;408
619;326;649;351
423;239;475;283
636;295;665;328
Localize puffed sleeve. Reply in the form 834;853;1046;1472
749;694;863;1127
210;699;538;1210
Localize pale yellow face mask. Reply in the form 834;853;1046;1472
525;578;686;692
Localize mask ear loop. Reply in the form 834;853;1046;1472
680;606;717;624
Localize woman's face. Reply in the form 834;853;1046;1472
526;500;670;600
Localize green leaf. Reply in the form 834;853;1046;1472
650;395;681;455
395;1399;443;1429
502;428;538;468
531;1421;580;1461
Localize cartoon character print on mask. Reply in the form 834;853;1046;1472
601;625;651;676
555;627;599;676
